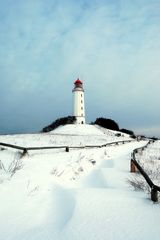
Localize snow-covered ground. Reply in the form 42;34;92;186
0;124;130;147
0;124;160;240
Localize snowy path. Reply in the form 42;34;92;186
59;142;160;240
1;141;160;240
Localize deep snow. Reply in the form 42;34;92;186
0;124;160;240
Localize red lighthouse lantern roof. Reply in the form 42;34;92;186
74;78;82;85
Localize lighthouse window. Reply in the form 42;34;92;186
81;94;82;97
81;107;83;110
81;100;83;103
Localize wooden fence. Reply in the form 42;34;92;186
2;137;158;201
131;140;160;202
0;139;134;155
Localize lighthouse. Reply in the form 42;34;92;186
72;78;85;124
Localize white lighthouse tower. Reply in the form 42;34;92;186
72;78;85;124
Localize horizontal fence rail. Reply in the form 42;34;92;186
0;139;135;155
131;139;160;202
0;142;26;151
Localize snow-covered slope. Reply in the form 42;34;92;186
0;124;130;147
0;125;159;240
51;124;104;135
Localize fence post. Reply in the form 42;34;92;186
151;186;158;202
130;159;137;173
66;147;69;152
22;148;28;156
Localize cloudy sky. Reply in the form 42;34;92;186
0;0;160;137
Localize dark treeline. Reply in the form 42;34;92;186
120;128;134;135
42;116;135;137
93;117;135;137
42;116;76;132
93;118;119;131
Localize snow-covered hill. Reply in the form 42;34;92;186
0;124;130;147
51;124;104;135
0;125;160;240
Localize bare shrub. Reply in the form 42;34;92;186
9;159;23;177
128;162;160;194
127;175;150;193
0;160;6;171
8;152;23;177
139;162;160;184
